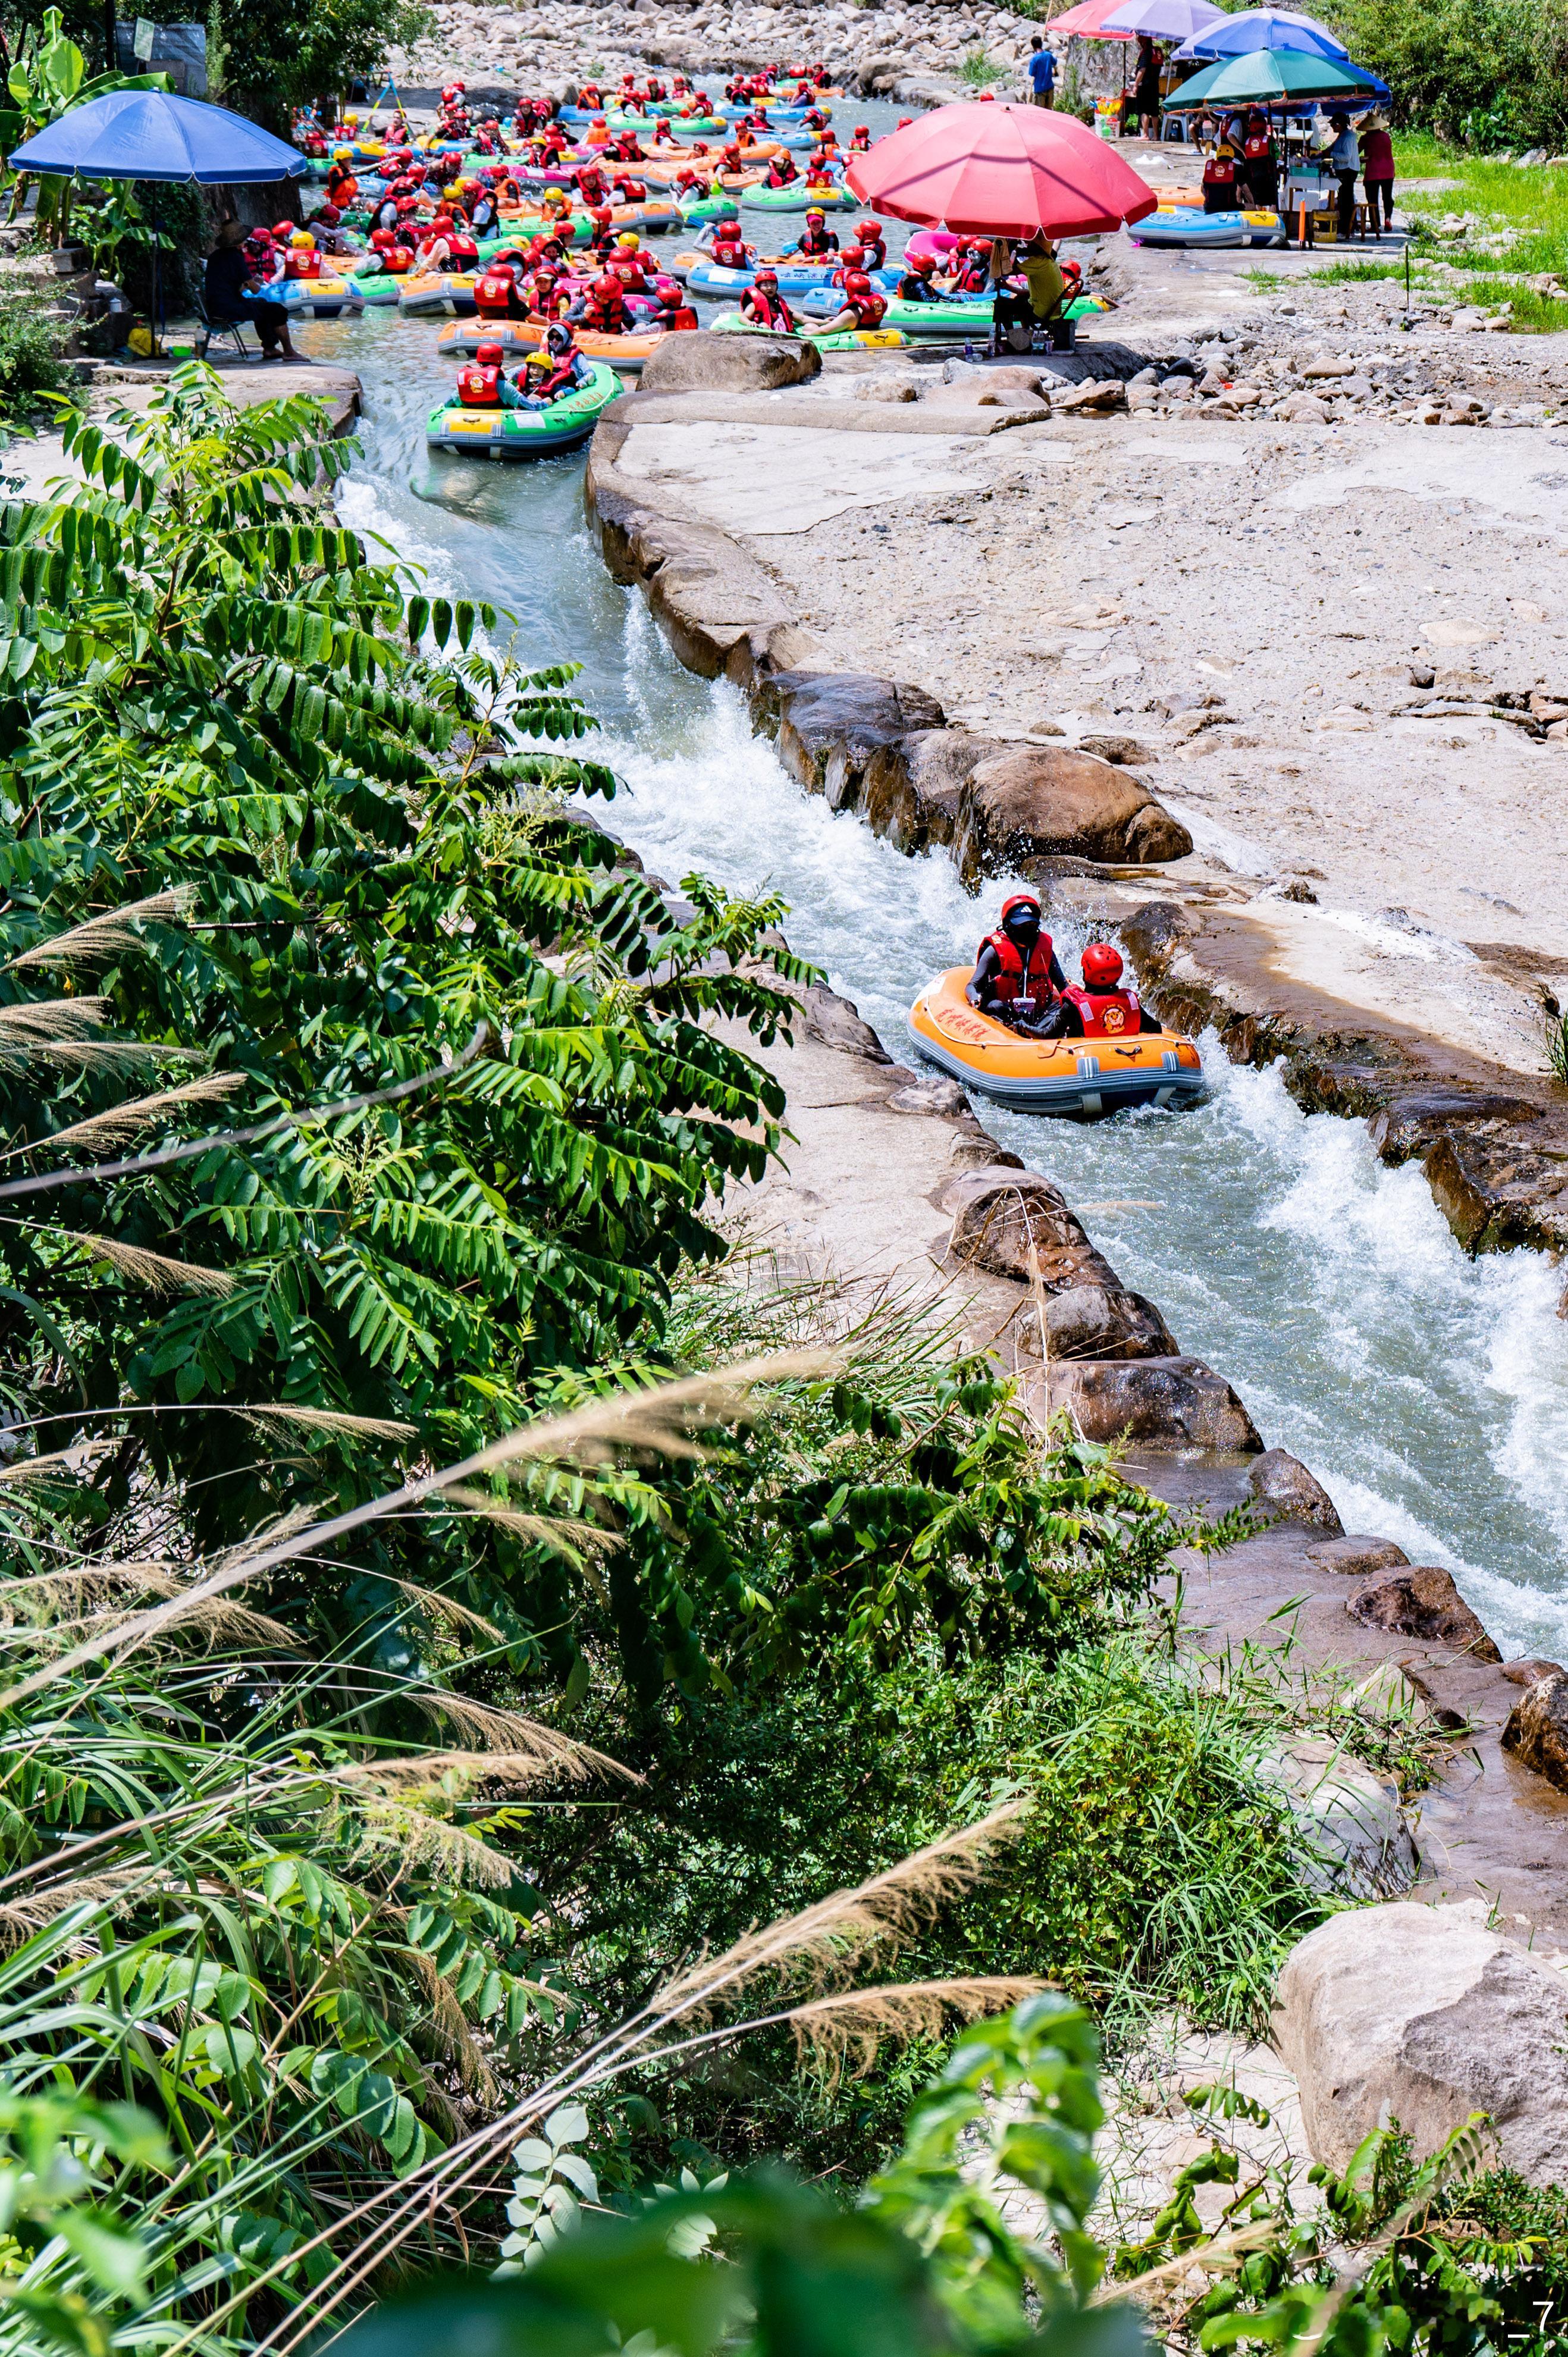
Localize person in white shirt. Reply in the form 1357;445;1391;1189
1319;112;1360;239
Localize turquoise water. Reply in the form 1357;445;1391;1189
284;217;1568;1665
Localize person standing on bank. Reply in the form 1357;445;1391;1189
1124;35;1164;136
1027;35;1056;107
1321;111;1360;240
1360;111;1395;231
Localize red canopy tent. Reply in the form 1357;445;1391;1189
843;101;1158;238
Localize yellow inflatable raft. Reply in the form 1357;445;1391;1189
908;968;1205;1116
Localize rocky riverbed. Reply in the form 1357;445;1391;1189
388;0;1046;104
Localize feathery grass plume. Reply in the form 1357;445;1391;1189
351;1797;517;1889
0;1038;204;1071
441;1482;613;1574
0;1867;163;1948
382;1579;504;1644
405;1692;636;1782
240;1403;418;1441
405;1949;500;2102
785;1975;1049;2079
64;1233;237;1297
0;996;109;1041
336;1742;636;1793
6;886;197;972
37;1068;248;1157
659;1801;1032;2013
0;1356;828;1715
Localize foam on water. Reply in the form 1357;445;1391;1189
317;314;1568;1665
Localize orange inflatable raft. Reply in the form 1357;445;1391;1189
908;968;1205;1116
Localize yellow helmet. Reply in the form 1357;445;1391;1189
333;145;353;161
290;229;314;249
616;230;639;247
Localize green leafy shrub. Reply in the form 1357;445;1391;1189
0;296;66;428
1328;0;1568;148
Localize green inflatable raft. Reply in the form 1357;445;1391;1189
427;361;621;457
741;180;855;213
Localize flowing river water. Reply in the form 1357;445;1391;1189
286;239;1568;1662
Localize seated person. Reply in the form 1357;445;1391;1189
474;259;530;317
943;237;990;294
1036;942;1161;1039
896;252;942;302
815;267;886;333
765;151;799;186
519;324;592;404
567;269;628;332
648;273;698;328
456;339;530;407
739;266;795;328
789;206;838;260
992;233;1068;352
849;123;871;151
203;220;300;360
966;893;1067;1033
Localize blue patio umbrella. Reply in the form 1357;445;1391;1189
1172;7;1350;59
9;90;304;353
8;88;305;181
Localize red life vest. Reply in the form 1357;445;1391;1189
1244;134;1272;160
1203;151;1237;185
447;233;479;264
457;363;501;406
531;358;578;400
768;158;797;184
982;927;1056;1008
284;249;323;279
746;289;794;329
475;269;517;312
582;290;625;331
578;170;606;202
711;239;748;268
847;291;886;327
1062;983;1142;1038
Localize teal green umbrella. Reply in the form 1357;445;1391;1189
1164;45;1380;105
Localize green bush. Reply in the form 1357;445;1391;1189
0;294;66;428
1328;0;1568;147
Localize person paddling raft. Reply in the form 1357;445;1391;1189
966;894;1067;1035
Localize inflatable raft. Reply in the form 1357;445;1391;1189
709;309;905;349
909;970;1205;1115
742;180;854;212
1130;205;1287;249
800;288;993;336
398;271;479;316
685;258;894;297
435;316;669;369
272;275;364;316
427;362;621;457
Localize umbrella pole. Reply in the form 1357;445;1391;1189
151;183;160;360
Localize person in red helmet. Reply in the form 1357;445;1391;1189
843;217;885;271
649;272;698;328
612;171;648;203
569;269;627;333
817;267;886;333
897;251;941;303
1040;942;1161;1039
849;123;871;151
946;237;990;295
705;211;754;268
966;894;1067;1033
474;258;531;317
456;337;530;407
718;136;745;173
788;205;838;260
739;265;795;330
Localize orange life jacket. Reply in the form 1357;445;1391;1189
457;363;501;405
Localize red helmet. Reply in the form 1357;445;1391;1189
272;218;294;236
845;269;871;292
854;123;870;136
1081;942;1124;989
594;271;620;296
999;892;1043;932
755;267;778;284
856;218;880;236
475;339;504;365
911;253;935;274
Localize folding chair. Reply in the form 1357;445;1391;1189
193;295;252;359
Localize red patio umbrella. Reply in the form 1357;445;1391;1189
1045;0;1137;34
844;100;1159;238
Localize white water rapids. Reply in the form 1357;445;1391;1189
293;283;1568;1663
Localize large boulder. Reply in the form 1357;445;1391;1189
1257;1737;1419;1900
753;672;946;807
945;1173;1124;1293
1347;1567;1502;1662
1307;1535;1411;1578
1020;1283;1179;1364
951;746;1193;879
638;328;821;393
1273;1902;1568;2186
861;729;987;855
1502;1670;1568;1792
1044;1355;1263;1452
1247;1448;1344;1534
